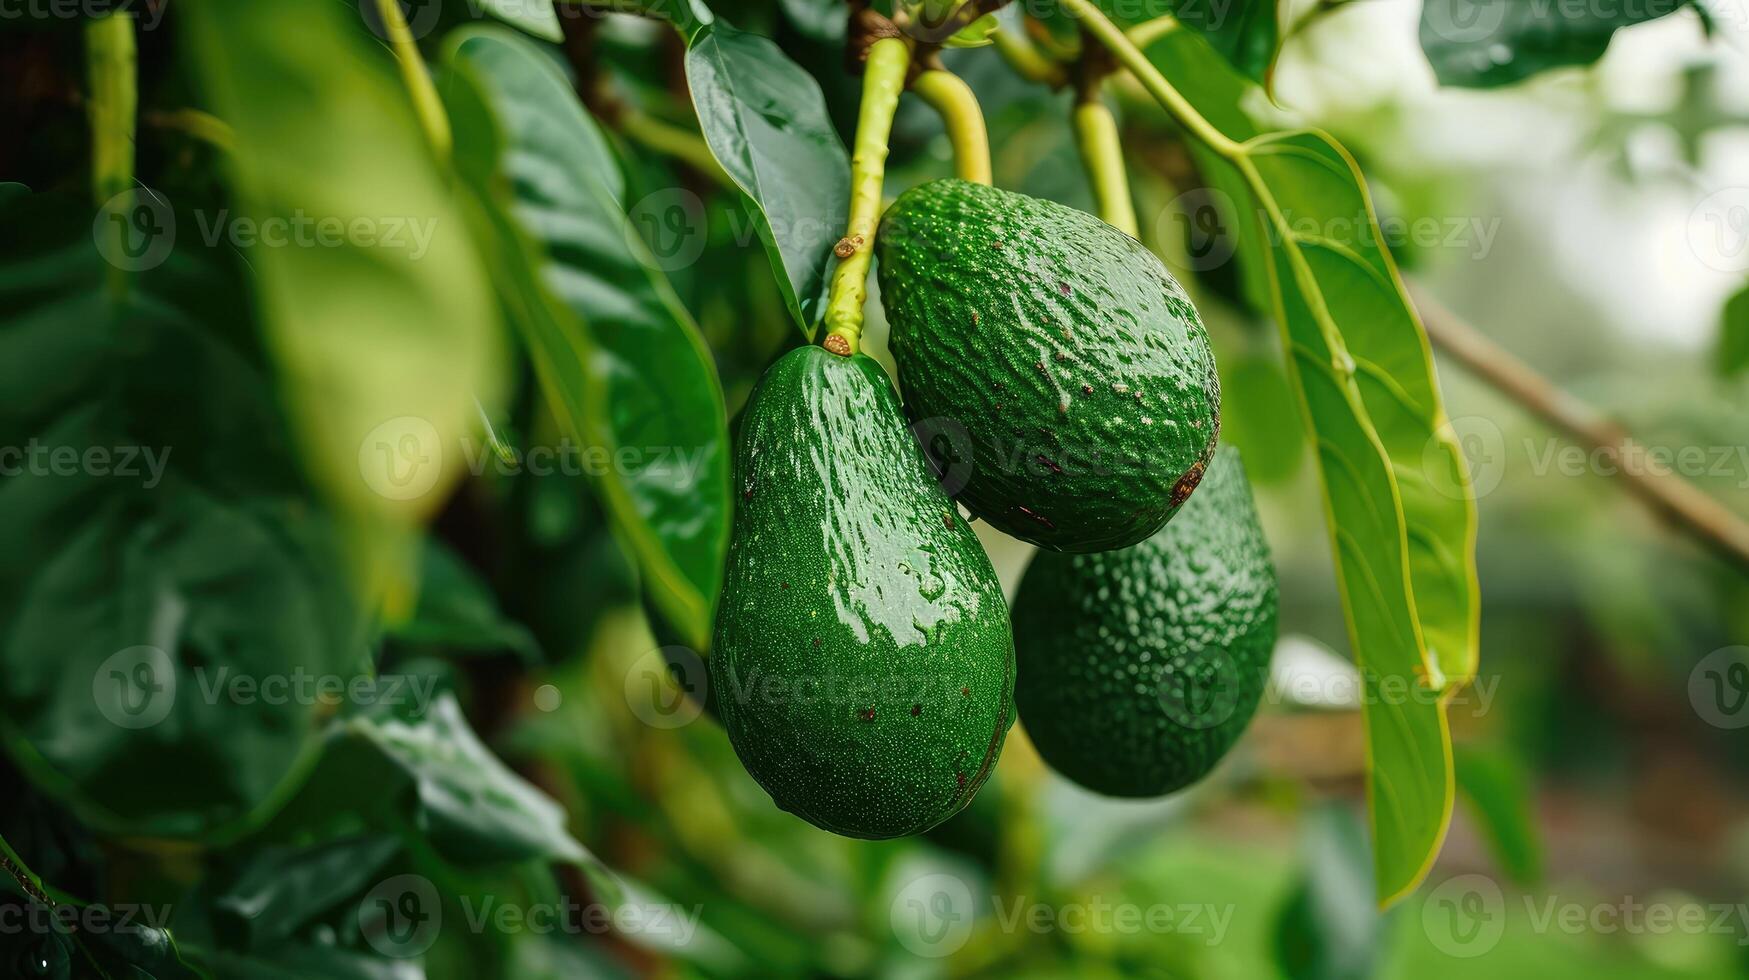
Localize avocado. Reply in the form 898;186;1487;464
1012;447;1276;797
877;178;1221;552
711;345;1015;838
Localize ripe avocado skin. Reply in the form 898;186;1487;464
1012;447;1276;797
711;345;1015;839
877;178;1220;552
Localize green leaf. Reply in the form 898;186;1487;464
191;945;424;980
686;21;851;335
1420;0;1690;88
210;835;403;948
387;540;541;662
1139;22;1479;905
0;193;364;838
597;0;714;36
1273;806;1388;980
324;693;598;873
1719;284;1749;378
1084;0;1282;84
445;28;732;651
479;0;562;41
181;0;507;592
1453;742;1545;885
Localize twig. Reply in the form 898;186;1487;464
1410;283;1749;573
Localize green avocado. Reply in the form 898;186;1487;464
711;345;1015;838
877;178;1221;552
1012;447;1276;797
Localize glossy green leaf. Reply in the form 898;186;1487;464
211;836;403;948
1454;742;1545;885
343;694;591;866
686;21;851;335
445;27;731;653
1420;0;1690;88
181;0;506;592
1719;283;1749;378
1138;22;1479;905
0;193;363;839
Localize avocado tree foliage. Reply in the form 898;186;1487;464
0;0;1703;975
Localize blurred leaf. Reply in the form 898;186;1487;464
1718;284;1749;378
1453;742;1545;885
1420;0;1690;88
0;193;363;838
1050;0;1282;83
210;835;403;948
446;28;732;652
182;0;506;592
191;945;424;980
1274;807;1388;980
480;0;562;41
387;540;540;662
778;0;846;41
1218;349;1306;485
686;21;851;336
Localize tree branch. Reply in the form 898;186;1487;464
1409;283;1749;573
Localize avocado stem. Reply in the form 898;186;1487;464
991;15;1069;89
1072;89;1138;237
85;10;136;301
823;36;912;357
1054;0;1242;159
374;0;452;159
911;69;993;185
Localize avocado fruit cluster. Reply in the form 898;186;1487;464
708;181;1274;836
878;179;1221;553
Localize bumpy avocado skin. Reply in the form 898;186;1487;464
1012;447;1276;797
877;178;1221;552
711;346;1015;838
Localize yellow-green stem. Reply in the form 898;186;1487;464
992;21;1068;88
617;110;736;191
1056;0;1241;158
911;69;992;185
375;0;451;158
86;12;135;299
1072;92;1137;236
823;37;911;356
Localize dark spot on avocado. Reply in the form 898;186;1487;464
1037;455;1063;475
1017;505;1055;529
1058;282;1070;296
859;708;876;722
1171;461;1206;508
911;704;922;716
780;581;789;589
961;687;970;697
1081;384;1093;395
955;771;967;790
